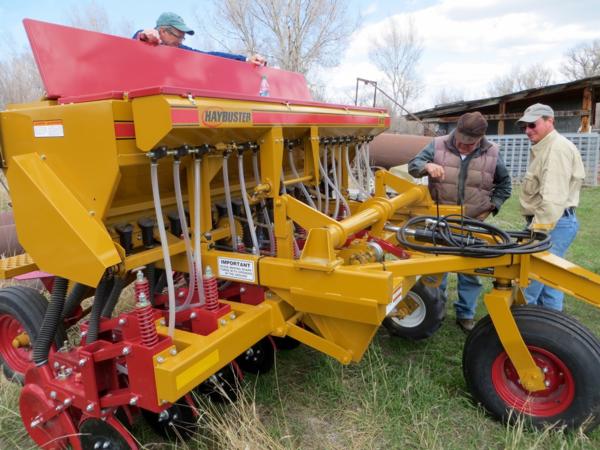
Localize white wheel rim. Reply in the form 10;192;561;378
391;292;426;328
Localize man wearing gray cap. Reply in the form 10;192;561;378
517;103;585;311
409;112;512;332
134;12;266;65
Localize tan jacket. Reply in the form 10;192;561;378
520;130;585;228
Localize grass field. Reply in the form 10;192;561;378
2;187;600;449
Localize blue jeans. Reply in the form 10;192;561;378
441;273;482;320
525;212;579;311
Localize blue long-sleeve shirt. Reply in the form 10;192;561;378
132;30;246;62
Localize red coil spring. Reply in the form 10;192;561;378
134;272;151;302
136;302;159;347
204;272;219;311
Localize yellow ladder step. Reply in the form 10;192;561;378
0;253;38;279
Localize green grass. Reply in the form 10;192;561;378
2;187;600;449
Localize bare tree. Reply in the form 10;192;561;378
201;0;356;75
433;87;465;106
561;40;600;80
488;63;554;96
0;49;43;110
369;17;423;116
66;0;132;36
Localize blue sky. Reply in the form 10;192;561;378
1;0;599;110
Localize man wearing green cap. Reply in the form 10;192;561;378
134;12;266;65
517;103;585;311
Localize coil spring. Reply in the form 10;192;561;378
204;269;219;311
136;299;159;347
134;271;151;303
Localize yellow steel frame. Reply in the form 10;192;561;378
2;92;600;403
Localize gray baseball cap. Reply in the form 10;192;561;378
517;103;554;124
156;12;195;35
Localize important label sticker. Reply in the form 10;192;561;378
217;257;256;282
386;285;404;315
33;120;64;138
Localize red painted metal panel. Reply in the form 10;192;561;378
114;122;135;138
252;111;382;126
23;19;313;103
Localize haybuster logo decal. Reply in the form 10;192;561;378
201;107;252;128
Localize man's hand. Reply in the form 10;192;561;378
247;54;267;66
424;162;445;180
138;29;160;45
530;222;553;232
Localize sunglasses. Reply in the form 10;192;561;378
520;122;536;130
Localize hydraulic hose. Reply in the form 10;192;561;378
344;142;369;201
322;144;329;214
86;273;114;343
330;144;341;218
396;215;552;258
222;153;239;251
32;276;68;366
151;161;177;337
237;152;260;254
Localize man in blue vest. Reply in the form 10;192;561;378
134;12;266;66
408;112;512;332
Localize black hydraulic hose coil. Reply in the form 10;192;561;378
86;274;114;343
62;282;90;319
101;276;126;318
33;276;68;366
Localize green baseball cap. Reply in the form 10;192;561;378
156;12;194;35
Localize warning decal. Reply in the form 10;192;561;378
33;120;64;138
217;257;256;282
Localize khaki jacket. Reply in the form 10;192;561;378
519;130;585;228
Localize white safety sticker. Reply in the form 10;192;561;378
33;120;64;138
386;286;404;315
217;257;256;282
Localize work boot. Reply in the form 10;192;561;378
456;318;475;334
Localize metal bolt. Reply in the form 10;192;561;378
101;409;109;415
160;319;166;326
230;313;236;320
240;287;246;293
220;319;227;326
160;399;168;405
190;312;197;319
102;442;110;449
156;356;165;364
122;346;131;355
118;318;126;326
49;391;57;399
129;396;138;406
63;398;72;406
545;380;551;387
158;410;169;421
542;367;548;373
81;331;87;337
94;442;102;449
40;154;46;160
178;291;185;298
169;348;177;356
30;418;41;428
89;210;96;217
266;292;273;299
53;362;60;369
55;405;63;411
65;368;73;376
86;403;95;412
78;358;87;367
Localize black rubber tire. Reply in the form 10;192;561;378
382;280;446;340
194;363;241;403
142;395;198;441
236;337;275;374
0;286;66;383
272;335;301;350
463;306;600;431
